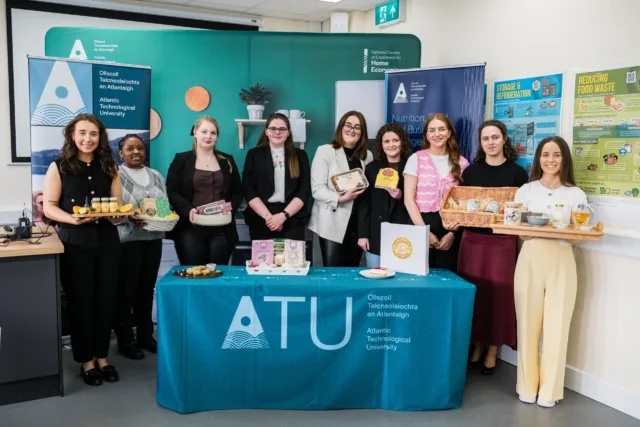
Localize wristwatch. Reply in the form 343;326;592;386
282;210;291;220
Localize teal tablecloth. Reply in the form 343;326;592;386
156;266;475;413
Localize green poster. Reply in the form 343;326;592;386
573;66;640;198
44;29;421;177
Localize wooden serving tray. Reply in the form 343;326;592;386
72;212;134;218
490;219;604;241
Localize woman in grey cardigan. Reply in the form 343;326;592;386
115;134;167;360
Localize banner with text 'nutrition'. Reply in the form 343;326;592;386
28;56;151;199
493;73;563;174
385;65;485;160
572;65;640;198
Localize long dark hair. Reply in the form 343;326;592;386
529;136;576;186
474;120;518;163
192;116;232;173
373;123;412;163
421;113;463;183
58;114;117;177
331;110;369;161
257;113;300;178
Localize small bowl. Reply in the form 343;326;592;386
553;223;569;229
527;215;550;226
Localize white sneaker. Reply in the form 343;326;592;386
519;395;536;404
537;397;557;408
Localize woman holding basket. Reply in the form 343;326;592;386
457;120;528;375
114;134;168;359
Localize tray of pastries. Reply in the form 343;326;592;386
173;265;223;279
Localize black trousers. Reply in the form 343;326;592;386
421;211;460;273
114;239;162;347
61;242;121;363
176;225;232;266
318;219;363;267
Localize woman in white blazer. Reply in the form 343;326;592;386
308;111;373;266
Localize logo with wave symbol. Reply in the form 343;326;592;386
363;49;368;74
221;296;269;349
32;61;87;126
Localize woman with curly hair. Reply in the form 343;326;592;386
357;123;412;268
42;113;123;386
403;113;469;272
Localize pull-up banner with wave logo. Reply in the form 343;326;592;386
28;56;151;196
385;65;485;160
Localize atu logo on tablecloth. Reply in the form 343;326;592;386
222;296;353;351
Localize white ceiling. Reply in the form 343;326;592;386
121;0;382;22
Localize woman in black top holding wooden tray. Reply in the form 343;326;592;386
457;120;528;375
357;123;411;268
43;114;123;386
242;113;311;240
166;116;243;266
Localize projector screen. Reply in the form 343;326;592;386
6;0;257;162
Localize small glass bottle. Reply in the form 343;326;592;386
91;198;101;212
109;197;118;213
100;197;110;213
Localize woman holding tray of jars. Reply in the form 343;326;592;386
513;136;587;408
403;113;469;272
166;116;243;266
42;113;123;386
242;113;311;241
357;123;412;268
457;120;528;375
114;134;168;360
308;110;373;267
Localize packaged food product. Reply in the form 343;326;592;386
283;239;306;267
143;198;158;216
100;197;110;213
331;169;368;193
251;240;274;266
375;168;399;189
91;198;101;212
466;199;480;212
504;201;523;225
484;200;500;213
109;197;118;213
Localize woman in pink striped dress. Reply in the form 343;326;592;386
403;113;469;272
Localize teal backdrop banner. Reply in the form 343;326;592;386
44;29;421;177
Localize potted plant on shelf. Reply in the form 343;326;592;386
239;83;271;120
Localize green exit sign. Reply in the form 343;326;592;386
374;0;405;27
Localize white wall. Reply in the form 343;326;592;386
0;1;310;216
359;0;640;418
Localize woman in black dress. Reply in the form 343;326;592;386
43;114;123;386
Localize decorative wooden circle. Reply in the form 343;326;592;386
185;86;210;112
150;108;162;140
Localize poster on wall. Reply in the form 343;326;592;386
493;73;563;174
572;65;640;198
385;65;486;160
28;56;151;214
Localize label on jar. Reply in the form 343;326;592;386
504;207;522;226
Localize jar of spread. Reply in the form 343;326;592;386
100;197;110;213
109;197;118;213
504;201;523;226
91;198;101;212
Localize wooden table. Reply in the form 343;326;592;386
0;230;65;405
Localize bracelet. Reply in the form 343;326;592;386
282;210;291;220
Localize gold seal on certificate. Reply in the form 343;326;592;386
381;223;429;276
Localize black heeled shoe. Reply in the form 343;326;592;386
468;359;481;369
138;337;157;354
98;364;120;383
119;343;145;360
481;364;496;376
80;365;103;386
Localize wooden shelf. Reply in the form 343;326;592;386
235;119;311;150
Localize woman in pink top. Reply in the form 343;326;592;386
404;113;469;272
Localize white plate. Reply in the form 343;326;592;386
359;269;396;279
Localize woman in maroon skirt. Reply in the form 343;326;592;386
458;120;528;375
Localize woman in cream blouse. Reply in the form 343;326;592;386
513;136;587;409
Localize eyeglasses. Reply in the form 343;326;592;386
343;123;362;133
267;127;289;134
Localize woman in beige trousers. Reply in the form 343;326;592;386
513;136;587;408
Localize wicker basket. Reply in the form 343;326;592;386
138;214;179;232
440;186;517;228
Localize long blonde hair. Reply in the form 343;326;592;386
192;116;232;173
